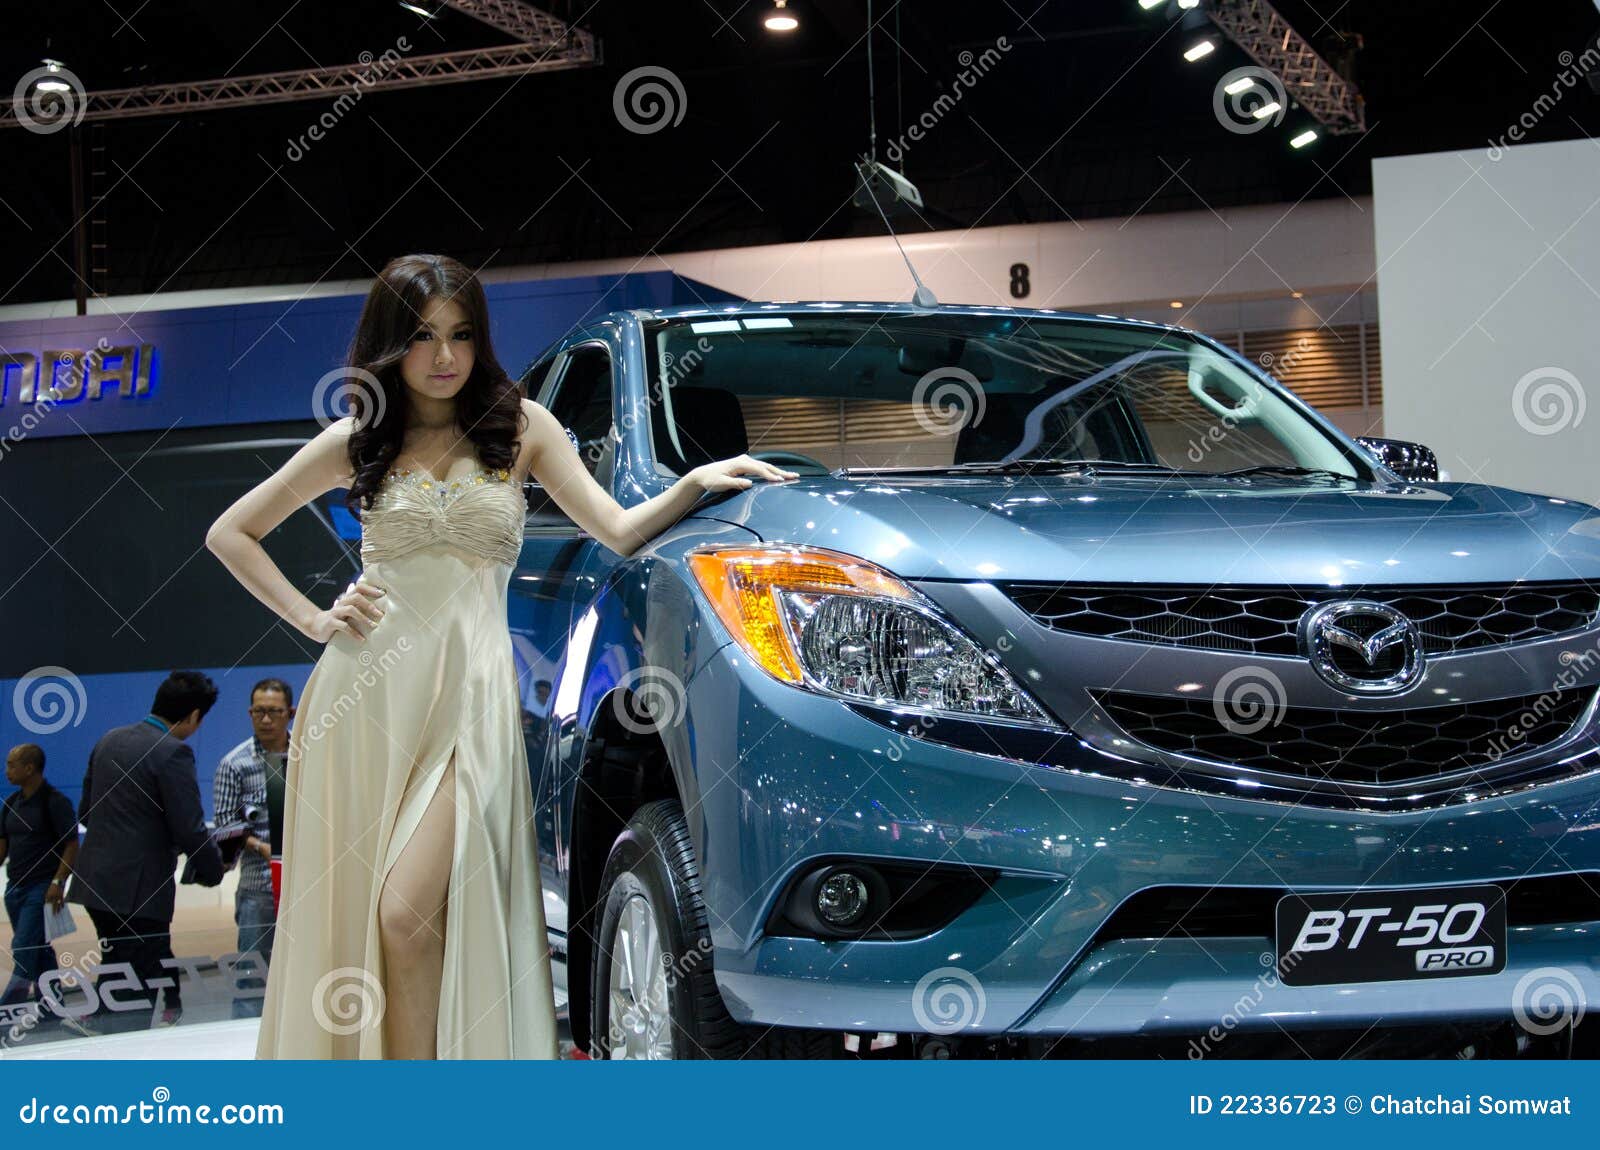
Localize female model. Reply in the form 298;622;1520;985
206;253;794;1058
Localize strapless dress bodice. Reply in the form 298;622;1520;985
359;465;524;567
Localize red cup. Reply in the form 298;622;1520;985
269;857;283;915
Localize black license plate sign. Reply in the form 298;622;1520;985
1275;885;1506;986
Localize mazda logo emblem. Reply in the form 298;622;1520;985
1297;600;1424;694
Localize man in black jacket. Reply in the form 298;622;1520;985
66;671;224;1028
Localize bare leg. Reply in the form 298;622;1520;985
377;757;456;1059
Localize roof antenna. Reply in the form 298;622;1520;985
852;0;938;311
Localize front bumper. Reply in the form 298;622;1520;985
679;639;1600;1037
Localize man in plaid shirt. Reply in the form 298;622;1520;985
214;678;294;1016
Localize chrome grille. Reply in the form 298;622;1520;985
1006;581;1600;656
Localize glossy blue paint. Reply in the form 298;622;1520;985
698;475;1600;585
517;302;1600;1039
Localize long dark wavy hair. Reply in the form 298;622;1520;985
342;254;524;517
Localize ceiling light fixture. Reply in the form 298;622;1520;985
765;1;799;32
37;58;71;92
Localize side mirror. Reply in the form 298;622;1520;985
1357;436;1440;483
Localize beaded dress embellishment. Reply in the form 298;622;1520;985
381;465;513;508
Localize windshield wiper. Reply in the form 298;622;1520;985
1214;465;1357;482
836;459;1190;478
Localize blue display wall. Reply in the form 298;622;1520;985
0;269;738;820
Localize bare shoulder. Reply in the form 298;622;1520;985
519;396;557;428
515;398;562;473
310;416;359;487
268;415;356;494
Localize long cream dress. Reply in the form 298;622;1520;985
255;463;559;1059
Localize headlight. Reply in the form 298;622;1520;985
687;544;1052;726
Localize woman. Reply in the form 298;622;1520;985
206;253;794;1058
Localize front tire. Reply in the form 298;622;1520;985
589;798;837;1059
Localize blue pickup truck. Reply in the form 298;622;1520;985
513;301;1600;1059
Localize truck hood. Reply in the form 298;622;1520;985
690;475;1600;585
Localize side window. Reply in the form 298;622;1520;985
547;344;616;484
519;352;559;399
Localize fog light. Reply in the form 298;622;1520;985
815;869;871;927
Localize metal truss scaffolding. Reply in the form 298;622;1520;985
1209;0;1365;134
0;2;598;128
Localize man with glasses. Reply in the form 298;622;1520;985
214;679;294;1017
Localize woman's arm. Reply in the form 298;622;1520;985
205;417;385;642
518;398;793;557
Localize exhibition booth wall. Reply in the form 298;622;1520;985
0;268;737;828
1375;138;1600;506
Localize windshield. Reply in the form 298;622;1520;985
642;312;1369;479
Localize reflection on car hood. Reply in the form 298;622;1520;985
691;475;1600;585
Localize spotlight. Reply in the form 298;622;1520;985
1170;300;1185;309
764;0;799;32
1138;0;1167;9
1252;99;1283;119
1183;39;1216;62
1177;0;1202;7
1224;75;1256;95
397;0;445;17
1290;128;1318;148
37;59;71;93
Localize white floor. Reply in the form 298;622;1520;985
0;986;573;1060
0;1017;261;1060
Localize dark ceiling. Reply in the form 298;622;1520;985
6;0;1600;306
